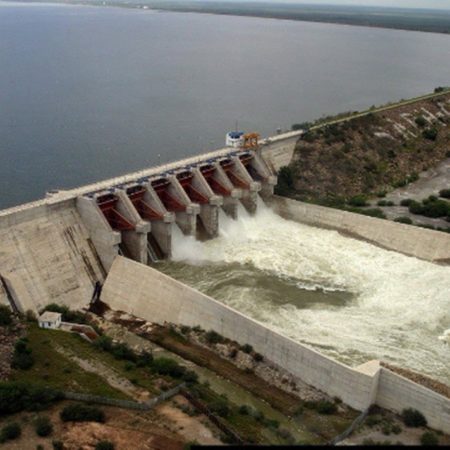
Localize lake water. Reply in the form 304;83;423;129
1;2;450;209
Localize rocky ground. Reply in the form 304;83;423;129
0;317;25;380
367;157;450;228
281;91;450;202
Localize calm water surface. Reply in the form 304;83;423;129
1;2;450;208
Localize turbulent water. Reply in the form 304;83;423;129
157;199;450;384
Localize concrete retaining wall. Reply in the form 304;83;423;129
376;368;450;433
102;257;450;433
102;256;376;411
271;196;450;263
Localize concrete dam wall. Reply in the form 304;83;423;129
0;198;105;313
0;131;298;313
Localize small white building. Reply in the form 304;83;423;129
38;311;62;330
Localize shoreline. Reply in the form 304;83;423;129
2;0;450;36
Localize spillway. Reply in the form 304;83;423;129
157;197;450;385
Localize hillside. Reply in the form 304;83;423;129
279;91;450;204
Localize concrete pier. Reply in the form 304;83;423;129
207;162;242;220
130;182;175;259
247;151;278;199
115;190;150;265
228;156;261;215
179;168;223;238
76;195;121;271
151;176;200;236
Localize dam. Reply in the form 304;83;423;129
1;129;450;433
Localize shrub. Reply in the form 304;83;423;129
182;370;199;384
0;305;12;326
401;408;427;427
276;428;295;444
229;348;238;359
366;414;382;427
209;398;229;418
377;200;388;206
316;400;337;415
111;343;137;362
60;404;105;423
0;422;21;443
238;405;250;415
400;198;414;207
420;431;438;446
124;362;135;371
415;116;427;127
356;208;386;219
180;325;191;334
0;382;63;415
35;416;53;437
205;330;224;345
151;357;186;378
422;127;438;141
136;351;153;368
420;200;450;218
394;217;413;224
275;166;295;196
391;424;402;435
241;344;253;354
348;195;368;207
52;440;64;450
11;338;35;370
25;309;37;322
95;441;115;450
94;335;113;352
407;173;419;183
439;189;450;199
11;351;35;370
253;352;264;362
408;200;425;215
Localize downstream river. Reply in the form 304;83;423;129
1;2;450;208
158;200;450;385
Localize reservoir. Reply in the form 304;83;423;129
2;2;450;208
158;200;450;385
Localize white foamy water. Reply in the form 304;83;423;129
168;199;450;383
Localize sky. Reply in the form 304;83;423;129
203;0;450;11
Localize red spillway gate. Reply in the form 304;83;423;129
97;194;135;231
176;171;209;204
151;178;186;212
200;165;231;196
127;186;163;221
220;159;249;189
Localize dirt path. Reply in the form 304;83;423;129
369;157;450;228
157;396;221;445
54;345;150;401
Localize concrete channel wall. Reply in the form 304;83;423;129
271;196;450;263
102;256;450;433
102;256;377;412
376;368;450;433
